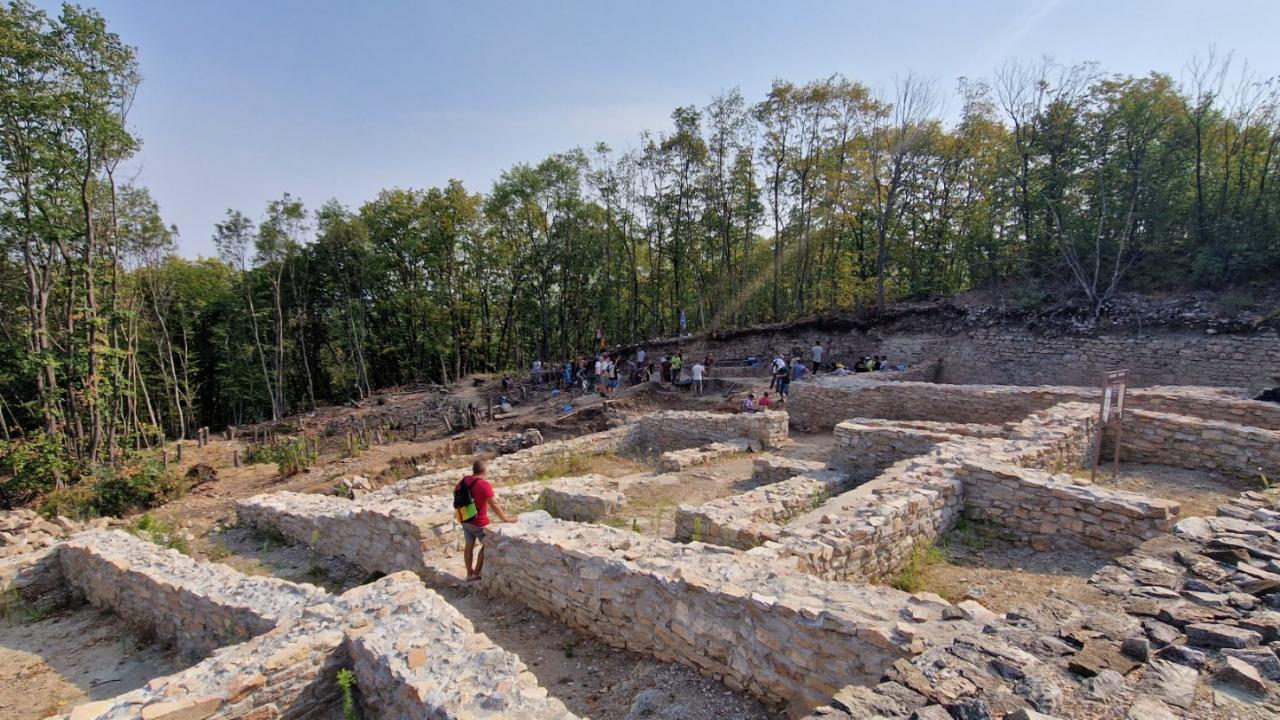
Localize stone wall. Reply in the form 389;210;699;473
376;425;639;500
750;455;830;485
788;377;1275;432
345;576;578;719
672;470;848;549
636;325;1280;389
958;458;1181;551
0;546;67;613
831;421;969;479
482;511;980;714
633;410;789;450
659;438;751;472
60;572;576;720
59;530;330;659
1108;410;1280;480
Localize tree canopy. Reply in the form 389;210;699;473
2;2;1278;497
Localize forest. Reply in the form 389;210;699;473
1;2;1278;509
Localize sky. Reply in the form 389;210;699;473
32;0;1280;258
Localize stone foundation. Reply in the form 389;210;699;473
58;571;577;720
633;410;789;450
482;512;983;714
750;455;831;485
659;438;752;472
1108;409;1280;480
673;470;849;549
788;377;1275;431
59;530;329;659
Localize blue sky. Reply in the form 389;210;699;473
34;0;1280;257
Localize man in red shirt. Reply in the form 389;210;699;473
457;460;516;581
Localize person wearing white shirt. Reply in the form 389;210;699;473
810;343;825;374
690;362;705;396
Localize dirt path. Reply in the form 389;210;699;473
0;607;187;720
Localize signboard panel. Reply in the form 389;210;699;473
1091;369;1129;481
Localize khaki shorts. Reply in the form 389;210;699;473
461;521;486;542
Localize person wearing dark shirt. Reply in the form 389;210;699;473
456;460;516;582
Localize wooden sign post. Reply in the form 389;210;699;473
1090;368;1129;482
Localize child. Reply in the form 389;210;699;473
742;393;756;413
757;392;772;410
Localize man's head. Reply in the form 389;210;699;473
472;459;487;476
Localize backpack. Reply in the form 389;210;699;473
453;476;478;523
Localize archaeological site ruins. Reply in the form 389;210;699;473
4;321;1280;720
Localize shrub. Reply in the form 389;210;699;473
890;539;948;593
92;459;186;517
247;438;317;476
0;431;70;507
128;513;190;555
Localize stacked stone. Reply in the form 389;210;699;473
789;376;1274;432
59;530;330;659
1109;409;1280;480
658;438;752;472
347;575;579;719
750;455;830;485
0;509;121;558
0;545;67;613
805;488;1280;719
60;572;577;720
539;474;626;522
375;425;638;500
831;421;964;479
958;458;1181;552
634;409;789;450
777;459;967;582
483;511;988;713
673;469;848;549
1004;402;1099;471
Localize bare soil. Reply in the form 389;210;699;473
916;528;1120;615
1085;462;1252;518
0;606;187;720
605;455;760;539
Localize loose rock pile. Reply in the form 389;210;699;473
0;509;118;558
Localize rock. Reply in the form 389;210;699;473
1218;655;1269;695
1081;669;1126;701
1142;619;1181;648
1122;636;1151;662
1067;641;1141;677
829;685;904;717
626;689;667;719
1138;659;1197;709
1185;622;1263;648
946;697;992;720
1155;644;1207;669
1003;711;1062;720
1014;672;1062;714
910;706;953;720
1221;647;1280;681
1125;694;1177;720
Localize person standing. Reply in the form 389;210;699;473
690;359;705;396
769;355;785;390
454;460;515;582
678;309;687;336
671;352;683;382
636;347;647;367
810;342;825;374
704;352;714;377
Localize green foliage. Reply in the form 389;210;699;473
336;669;361;720
247;438;316;476
890;539;948;593
90;460;187;518
690;516;703;543
0;432;71;506
945;512;1011;552
36;456;184;520
533;453;591;481
128;513;190;555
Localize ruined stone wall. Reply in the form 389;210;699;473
777;460;967;583
0;546;67;613
673;471;848;549
482;512;963;713
59;530;330;659
1108;410;1280;480
959;458;1180;551
633;409;789;450
637;325;1279;389
750;455;830;485
789;377;1273;432
376;424;639;500
659;439;751;472
60;572;575;720
830;421;968;479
